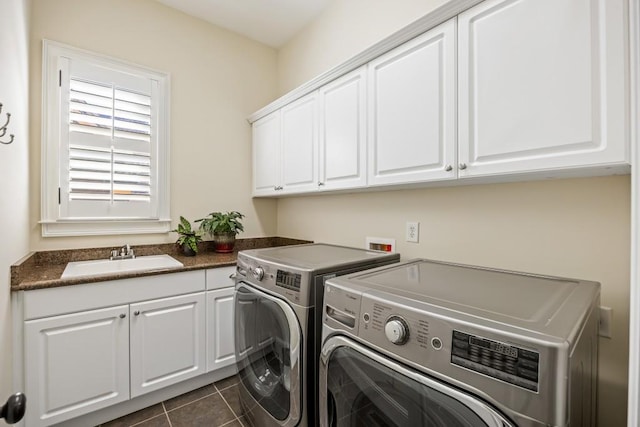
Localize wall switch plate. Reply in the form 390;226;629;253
406;222;419;243
599;306;613;339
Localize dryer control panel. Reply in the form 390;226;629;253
236;255;311;306
451;330;539;392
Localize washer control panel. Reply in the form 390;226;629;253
323;280;549;398
451;330;539;392
355;295;448;371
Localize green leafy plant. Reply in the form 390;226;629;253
172;216;203;253
196;211;245;236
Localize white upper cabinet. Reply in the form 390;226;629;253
457;0;628;177
368;18;457;186
253;93;318;196
250;0;630;196
281;93;318;193
318;67;368;190
253;111;282;196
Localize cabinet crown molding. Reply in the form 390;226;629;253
247;0;484;124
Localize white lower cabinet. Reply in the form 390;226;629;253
205;266;237;372
18;268;236;427
206;288;236;371
130;292;206;398
24;305;130;427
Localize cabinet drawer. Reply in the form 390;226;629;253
206;266;236;290
23;270;206;320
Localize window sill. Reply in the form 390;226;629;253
40;219;172;237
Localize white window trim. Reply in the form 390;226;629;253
41;40;171;237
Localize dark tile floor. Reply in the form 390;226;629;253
97;375;246;427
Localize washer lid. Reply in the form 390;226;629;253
240;243;398;271
339;259;600;339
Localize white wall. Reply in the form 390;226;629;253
277;0;448;93
275;1;631;425
29;0;279;251
0;0;31;400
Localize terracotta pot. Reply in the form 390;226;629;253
213;233;236;253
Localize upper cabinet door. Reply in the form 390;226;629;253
368;19;457;187
253;111;282;196
319;67;367;191
458;0;629;177
281;93;318;193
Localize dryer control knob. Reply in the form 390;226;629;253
252;267;265;281
385;317;409;345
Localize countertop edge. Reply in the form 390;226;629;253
11;259;238;292
11;237;311;292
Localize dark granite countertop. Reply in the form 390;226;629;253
11;237;310;291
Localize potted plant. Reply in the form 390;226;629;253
196;211;245;253
172;216;202;256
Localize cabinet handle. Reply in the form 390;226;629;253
134;310;141;316
445;165;453;172
318;181;325;186
459;163;467;170
119;313;126;319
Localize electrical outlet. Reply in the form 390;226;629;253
406;222;419;243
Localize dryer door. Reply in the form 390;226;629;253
319;335;515;427
234;282;302;427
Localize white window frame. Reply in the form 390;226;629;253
41;40;171;237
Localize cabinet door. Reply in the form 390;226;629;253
130;292;205;398
253;111;282;196
281;92;318;193
319;67;367;190
368;19;457;186
206;288;236;372
24;305;129;427
458;0;628;177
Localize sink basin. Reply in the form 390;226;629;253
61;255;184;279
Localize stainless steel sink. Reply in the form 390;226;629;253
61;254;184;279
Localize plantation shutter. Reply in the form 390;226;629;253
59;58;160;220
68;79;152;202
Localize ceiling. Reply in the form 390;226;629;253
155;0;331;48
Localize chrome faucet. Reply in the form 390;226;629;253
110;244;136;260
